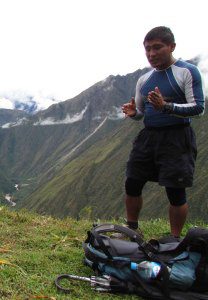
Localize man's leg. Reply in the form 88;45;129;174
125;178;145;229
166;187;187;237
169;203;188;237
125;195;143;222
111;194;143;239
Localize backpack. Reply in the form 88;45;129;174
83;223;208;300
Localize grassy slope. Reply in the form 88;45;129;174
0;207;207;300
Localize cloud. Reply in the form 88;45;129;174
34;105;88;126
0;97;14;109
108;107;124;120
2;118;28;129
0;90;60;113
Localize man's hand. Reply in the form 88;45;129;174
122;97;136;117
148;87;166;110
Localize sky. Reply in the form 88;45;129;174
0;0;207;110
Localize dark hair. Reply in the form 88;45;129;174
143;26;175;45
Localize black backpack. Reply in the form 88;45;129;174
82;223;208;300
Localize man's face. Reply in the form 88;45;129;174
144;39;176;70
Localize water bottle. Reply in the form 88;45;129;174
130;261;161;281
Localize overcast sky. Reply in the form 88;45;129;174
0;0;207;109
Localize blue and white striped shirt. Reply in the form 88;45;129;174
133;60;205;127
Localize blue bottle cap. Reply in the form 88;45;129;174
130;262;138;270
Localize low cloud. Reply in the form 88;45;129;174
0;90;60;113
34;106;88;126
0;97;14;109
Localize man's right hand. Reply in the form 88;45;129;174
122;97;136;117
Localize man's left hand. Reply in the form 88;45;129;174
148;87;166;110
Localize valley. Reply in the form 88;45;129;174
0;65;207;221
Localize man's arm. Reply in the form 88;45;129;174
148;67;205;118
122;78;144;120
170;67;205;117
122;97;137;117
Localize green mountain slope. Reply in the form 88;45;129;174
0;63;207;221
17;118;136;218
18;110;208;221
0;109;28;126
0;68;145;196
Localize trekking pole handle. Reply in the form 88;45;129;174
55;274;113;293
54;274;91;293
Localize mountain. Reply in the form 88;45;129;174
0;63;207;222
0;108;28;127
15;111;208;221
0;67;149;180
0;69;145;195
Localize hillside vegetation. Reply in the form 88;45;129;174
0;207;207;299
17;110;208;221
0;64;207;221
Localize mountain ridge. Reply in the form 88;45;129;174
0;62;207;221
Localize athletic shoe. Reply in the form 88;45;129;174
158;234;182;244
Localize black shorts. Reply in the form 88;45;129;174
126;125;197;188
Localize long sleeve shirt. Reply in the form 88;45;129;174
132;59;205;127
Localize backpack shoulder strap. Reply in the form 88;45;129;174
92;223;158;258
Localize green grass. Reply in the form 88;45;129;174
0;206;207;300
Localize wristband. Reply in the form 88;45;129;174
162;102;174;113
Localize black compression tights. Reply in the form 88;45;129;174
125;178;187;206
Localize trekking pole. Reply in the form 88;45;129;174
55;274;128;293
55;274;113;293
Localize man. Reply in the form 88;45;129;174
122;26;205;240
